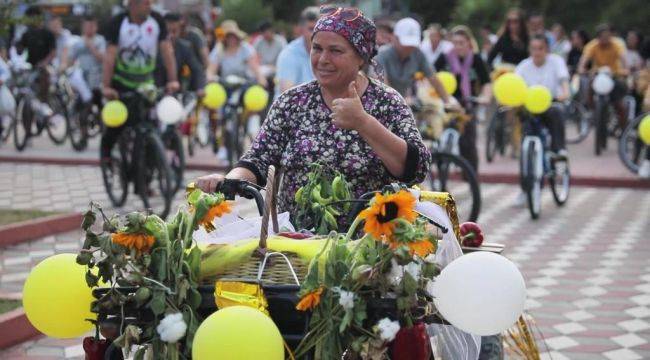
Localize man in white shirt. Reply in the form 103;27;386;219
419;24;452;67
516;34;569;155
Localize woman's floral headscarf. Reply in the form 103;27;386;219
312;7;378;64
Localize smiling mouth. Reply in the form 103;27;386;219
317;69;337;75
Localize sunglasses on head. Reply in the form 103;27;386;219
319;5;361;22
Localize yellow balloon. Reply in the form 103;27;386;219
437;71;458;95
639;115;650;145
524;85;553;114
23;254;96;338
101;100;128;128
193;306;283;360
494;73;528;106
203;83;226;109
243;85;269;112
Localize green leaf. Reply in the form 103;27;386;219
187;189;202;205
339;309;353;333
187;288;202;309
85;270;99;287
81;210;96;231
176;277;190;304
133;346;146;360
187;247;202;281
149;290;166;316
134;287;152;307
403;272;418;296
76;252;92;266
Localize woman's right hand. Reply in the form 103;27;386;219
195;173;226;193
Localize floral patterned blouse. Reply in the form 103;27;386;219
237;78;431;214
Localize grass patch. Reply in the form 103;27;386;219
0;209;59;226
0;299;21;314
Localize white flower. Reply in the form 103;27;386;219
425;280;436;298
156;313;187;343
377;318;401;342
386;259;404;286
404;262;421;280
338;290;355;310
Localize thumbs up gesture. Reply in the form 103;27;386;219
331;81;368;131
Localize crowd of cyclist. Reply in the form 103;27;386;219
1;1;649;181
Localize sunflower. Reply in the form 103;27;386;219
390;239;437;257
358;190;417;240
112;232;155;254
414;71;425;81
198;201;232;228
296;287;324;311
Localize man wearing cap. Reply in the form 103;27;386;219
375;17;452;104
275;7;319;94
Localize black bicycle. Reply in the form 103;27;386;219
618;112;649;174
100;86;174;218
485;106;513;163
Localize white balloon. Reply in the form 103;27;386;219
156;96;184;125
433;251;526;336
592;73;614;95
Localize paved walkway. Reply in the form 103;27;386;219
0;163;649;359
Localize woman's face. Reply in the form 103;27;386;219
311;31;364;90
627;32;640;50
225;33;240;48
429;30;442;46
506;15;521;34
452;34;471;55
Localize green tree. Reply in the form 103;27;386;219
220;0;273;33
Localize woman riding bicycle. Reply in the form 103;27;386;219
206;20;266;88
434;25;492;171
487;8;529;69
196;6;431;215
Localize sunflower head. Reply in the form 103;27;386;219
296;287;324;311
112;232;155;254
358;190;417;240
198;201;232;231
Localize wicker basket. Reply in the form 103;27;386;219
203;165;309;285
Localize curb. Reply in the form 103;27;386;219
0;213;83;248
479;173;650;189
0;155;227;172
0;308;40;350
1;155;648;189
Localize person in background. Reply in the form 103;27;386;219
275;6;319;94
550;23;571;59
420;23;452;68
180;13;209;67
567;29;590;75
375;17;452;104
516;34;569;154
488;8;529;67
434;26;491;171
16;6;56;116
479;25;498;62
578;23;628;128
375;20;395;49
527;12;554;47
206;20;266;87
253;20;287;94
625;30;644;73
47;15;73;71
67;15;106;106
156;13;206;94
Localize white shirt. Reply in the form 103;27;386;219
515;54;569;98
420;39;453;67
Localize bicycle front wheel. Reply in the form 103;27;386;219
163;127;185;193
565;99;590;144
46;94;69;145
14;96;32;151
137;133;173;219
618;113;647;174
428;151;481;222
68;101;88;151
101;136;129;207
522;142;541;219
